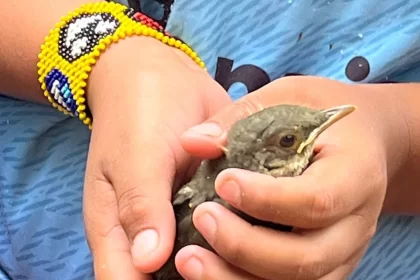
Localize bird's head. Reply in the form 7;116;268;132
223;104;356;177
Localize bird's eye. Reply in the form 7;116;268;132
279;134;296;148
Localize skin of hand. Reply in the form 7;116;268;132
1;1;231;278
175;76;412;280
82;36;231;279
2;2;419;280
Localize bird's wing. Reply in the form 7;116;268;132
173;160;222;208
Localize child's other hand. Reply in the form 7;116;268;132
81;37;231;279
177;76;409;280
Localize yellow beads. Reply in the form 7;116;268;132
37;1;206;130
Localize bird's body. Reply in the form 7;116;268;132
152;104;356;280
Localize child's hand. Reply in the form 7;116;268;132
81;37;231;279
177;76;409;280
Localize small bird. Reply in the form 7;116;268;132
152;104;356;280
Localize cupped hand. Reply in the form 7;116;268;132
176;76;410;280
81;37;231;279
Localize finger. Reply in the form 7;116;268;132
175;245;261;280
180;99;262;158
181;76;350;158
88;124;177;274
83;175;148;280
92;226;151;280
318;247;368;280
317;265;353;280
192;201;375;280
213;146;383;229
110;136;176;273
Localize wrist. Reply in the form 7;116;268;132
37;1;205;128
87;36;204;120
87;36;168;117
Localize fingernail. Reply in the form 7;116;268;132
182;257;203;280
217;180;241;205
186;122;223;137
132;229;159;263
195;213;216;243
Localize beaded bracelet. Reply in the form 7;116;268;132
37;1;205;129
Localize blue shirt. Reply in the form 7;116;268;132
1;0;420;279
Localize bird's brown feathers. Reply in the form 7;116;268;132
152;104;356;280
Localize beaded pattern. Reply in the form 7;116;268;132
44;68;77;114
37;1;205;129
132;13;169;35
132;12;187;44
59;13;120;62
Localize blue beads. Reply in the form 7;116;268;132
44;68;78;116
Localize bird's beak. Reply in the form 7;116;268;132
216;143;229;154
297;104;357;153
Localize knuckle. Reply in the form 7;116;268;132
307;191;335;227
86;157;119;189
82;176;120;236
236;97;265;117
84;168;109;187
365;222;378;241
297;248;328;280
117;187;149;229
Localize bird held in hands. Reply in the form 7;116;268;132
152;104;356;280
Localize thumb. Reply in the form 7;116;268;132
89;124;177;274
117;138;176;273
181;93;267;159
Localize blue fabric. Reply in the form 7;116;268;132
1;0;420;279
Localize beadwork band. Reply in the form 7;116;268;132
37;1;205;129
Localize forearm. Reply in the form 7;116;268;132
0;0;101;103
370;83;420;214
